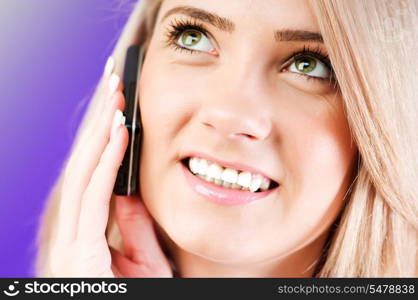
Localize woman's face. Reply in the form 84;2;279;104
139;0;357;269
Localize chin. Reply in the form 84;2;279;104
163;219;275;264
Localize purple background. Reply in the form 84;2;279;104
0;0;137;277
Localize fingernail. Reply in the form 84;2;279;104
111;109;125;140
104;56;115;77
108;73;120;95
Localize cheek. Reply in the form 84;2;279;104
279;99;356;225
290;117;353;183
138;61;209;135
140;68;185;129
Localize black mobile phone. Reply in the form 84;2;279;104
113;45;145;195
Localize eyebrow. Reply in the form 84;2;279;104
161;5;323;43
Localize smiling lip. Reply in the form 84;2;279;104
180;151;278;183
181;163;279;206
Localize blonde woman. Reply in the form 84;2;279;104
35;0;418;277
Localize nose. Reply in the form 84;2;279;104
197;66;273;142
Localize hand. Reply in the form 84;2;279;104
49;58;173;277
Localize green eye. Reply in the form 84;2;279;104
176;28;213;53
181;30;202;47
289;56;330;79
295;57;317;73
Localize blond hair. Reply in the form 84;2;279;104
35;0;418;277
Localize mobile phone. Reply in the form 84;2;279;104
113;45;145;195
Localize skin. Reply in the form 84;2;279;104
50;67;172;277
138;0;358;277
51;0;358;278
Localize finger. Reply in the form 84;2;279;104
110;247;139;278
70;72;123;167
77;56;119;145
110;247;123;278
65;72;123;179
83;73;123;145
76;123;129;242
114;195;171;267
110;246;172;278
73;76;124;174
57;92;125;244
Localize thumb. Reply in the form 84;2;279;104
114;195;170;267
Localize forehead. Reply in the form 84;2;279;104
158;0;319;32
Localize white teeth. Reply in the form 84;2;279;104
222;182;232;188
189;157;199;174
260;177;270;191
214;178;222;185
204;175;214;182
206;163;223;180
231;183;241;190
187;157;274;193
249;174;263;192
237;171;252;188
221;168;238;184
196;159;209;175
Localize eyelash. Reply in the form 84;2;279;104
164;18;210;54
164;18;335;84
